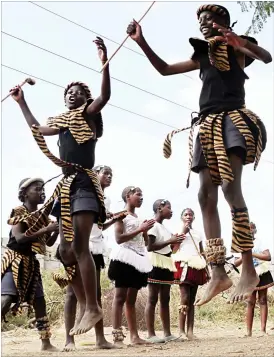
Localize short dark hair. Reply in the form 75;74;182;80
64;81;92;102
153;199;170;213
181;208;195;217
93;165;112;174
121;186;139;203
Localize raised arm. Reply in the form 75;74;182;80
12;221;58;245
10;86;59;136
115;219;155;245
147;233;185;252
252;249;271;262
127;20;199;76
212;23;272;64
86;37;111;116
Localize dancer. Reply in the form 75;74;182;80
173;208;208;340
127;4;270;305
145;199;184;343
10;37;110;335
60;165;126;351
1;178;59;351
108;186;155;345
235;222;274;337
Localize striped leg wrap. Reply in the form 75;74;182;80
52;264;77;289
231;207;254;253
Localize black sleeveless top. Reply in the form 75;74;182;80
7;223;33;256
191;40;248;116
58;110;99;175
59;129;97;175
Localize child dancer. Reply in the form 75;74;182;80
173;208;207;340
235;222;274;337
127;4;271;305
108;186;155;345
10;37;110;335
59;165;127;351
145;199;184;343
1;178;59;351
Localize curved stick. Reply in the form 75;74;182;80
100;1;156;72
1;77;36;102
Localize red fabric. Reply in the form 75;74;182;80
174;261;207;286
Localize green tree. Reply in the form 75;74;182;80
237;1;274;34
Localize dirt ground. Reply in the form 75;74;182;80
2;322;274;357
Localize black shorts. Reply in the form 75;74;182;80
108;260;148;290
1;268;44;301
256;271;274;291
191;113;267;173
51;172;99;218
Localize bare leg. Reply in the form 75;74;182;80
258;289;268;334
33;296;58;351
70;212;102;335
186;285;198;340
246;291;256;337
145;284;160;338
58;224;87;336
159;285;172;337
195;168;232;306
94;269;115;349
222;154;259;303
1;295;13;319
179;285;190;335
112;287;127;345
63;285;77;351
126;288;148;345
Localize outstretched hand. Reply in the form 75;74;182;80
213;23;247;49
93;36;108;63
9;85;24;103
126;19;144;43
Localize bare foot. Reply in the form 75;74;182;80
69;303;85;336
228;271;259;304
187;333;198;341
62;342;76;352
96;340;120;349
70;307;103;336
258;331;268;337
244;332;252;338
195;266;232;306
131;336;151;345
41;340;59;352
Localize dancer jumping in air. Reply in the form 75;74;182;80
108;186;155;345
127;4;271;305
10;37;111;335
145;199;184;343
1;178;59;351
173;208;208;340
235;222;274;337
57;165;126;351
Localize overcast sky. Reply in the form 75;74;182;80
1;1;273;258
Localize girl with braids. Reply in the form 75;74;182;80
235;222;274;337
108;186;155;345
173;208;207;340
10;37;111;335
145;199;185;343
1;178;59;351
59;165;127;351
127;4;271;305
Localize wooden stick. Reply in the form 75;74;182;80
100;1;156;72
1;78;35;102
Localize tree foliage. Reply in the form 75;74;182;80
237;1;274;34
